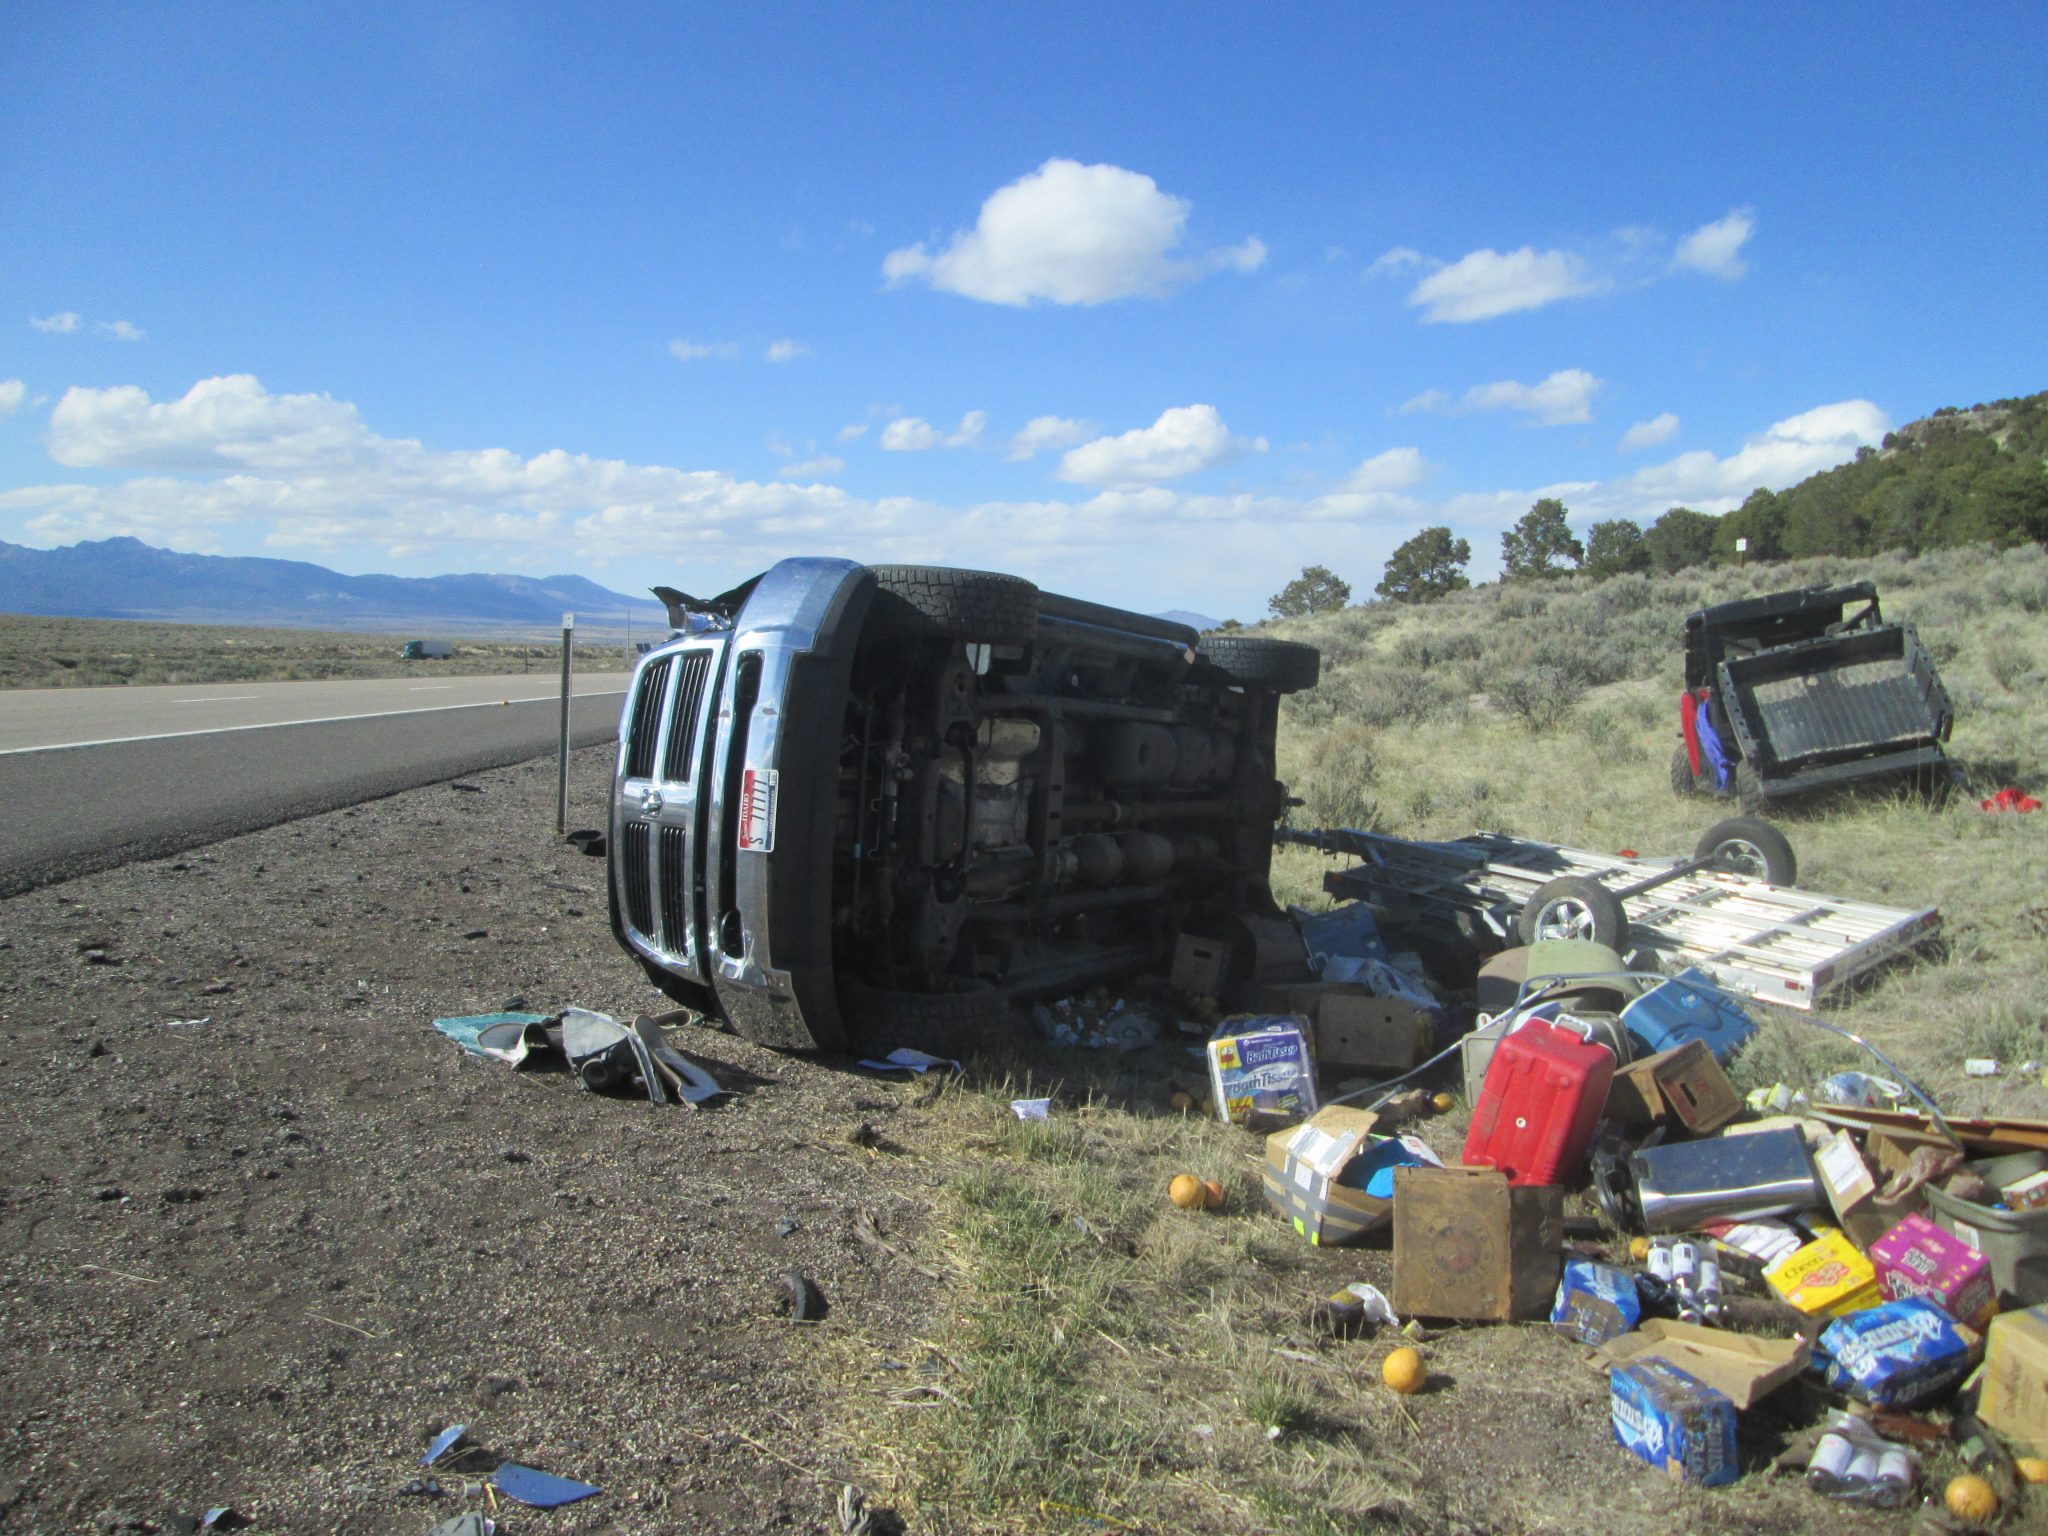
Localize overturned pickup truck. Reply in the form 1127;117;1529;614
607;560;1319;1051
1672;580;1954;810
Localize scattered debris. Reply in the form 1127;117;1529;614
431;1008;722;1105
782;1268;826;1323
1031;993;1161;1050
855;1048;960;1076
1981;787;2041;813
487;1463;600;1508
1009;1097;1051;1120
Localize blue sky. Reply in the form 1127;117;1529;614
2;4;2043;620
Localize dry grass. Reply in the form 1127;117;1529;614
826;544;2048;1534
0;611;646;689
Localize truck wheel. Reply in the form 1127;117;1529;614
1695;816;1797;886
867;565;1038;646
1516;876;1629;949
1195;637;1321;693
838;978;1014;1056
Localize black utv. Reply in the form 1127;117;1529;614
1671;580;1954;810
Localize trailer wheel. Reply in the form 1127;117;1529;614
1195;637;1322;693
1516;876;1629;949
867;565;1039;646
1695;816;1797;886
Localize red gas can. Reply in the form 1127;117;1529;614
1463;1015;1616;1186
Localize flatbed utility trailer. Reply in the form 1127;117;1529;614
1675;581;1954;808
1278;825;1940;1011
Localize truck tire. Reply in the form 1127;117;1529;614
867;565;1038;646
1196;637;1321;693
839;978;1014;1058
1516;876;1629;950
1695;817;1797;886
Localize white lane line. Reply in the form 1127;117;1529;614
0;690;629;757
408;685;454;691
175;695;259;703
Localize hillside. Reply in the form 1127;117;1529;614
0;536;667;631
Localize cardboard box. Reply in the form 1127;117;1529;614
1172;934;1231;998
1206;1016;1316;1127
1812;1129;1888;1250
1609;1359;1739;1486
1392;1165;1564;1322
1552;1260;1641;1345
2004;1170;2048;1212
1606;1040;1741;1135
1764;1227;1881;1317
1979;1304;2048;1454
1595;1319;1811;1410
1260;1106;1438;1245
1870;1212;1996;1329
1256;982;1433;1074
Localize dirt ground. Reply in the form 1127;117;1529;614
0;747;944;1535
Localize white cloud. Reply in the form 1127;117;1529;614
31;312;81;334
1339;447;1429;493
880;411;984;452
837;422;870;443
1006;415;1095;461
1408;247;1605;322
1364;247;1429;280
1395;388;1452;416
95;319;146;342
0;379;24;417
1056;404;1265;487
882;158;1261;306
1462;369;1602;426
764;339;811;363
1397;370;1602;426
881;418;939;452
1613;400;1886;511
1618;412;1680;452
777;455;844;480
670;338;740;362
1673;208;1756;280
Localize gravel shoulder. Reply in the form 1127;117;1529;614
0;747;941;1534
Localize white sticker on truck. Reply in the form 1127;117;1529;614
738;767;777;852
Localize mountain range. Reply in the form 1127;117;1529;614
0;537;669;631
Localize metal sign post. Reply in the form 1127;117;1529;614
556;611;575;833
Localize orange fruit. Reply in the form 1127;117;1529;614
1381;1346;1426;1394
1945;1474;1998;1523
1431;1092;1455;1114
2015;1456;2048;1484
1628;1237;1651;1263
1202;1179;1226;1210
1169;1173;1205;1209
1168;1089;1194;1113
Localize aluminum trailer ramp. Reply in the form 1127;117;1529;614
1279;827;1939;1011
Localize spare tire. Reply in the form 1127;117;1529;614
867;565;1038;646
1196;636;1321;693
1694;816;1797;886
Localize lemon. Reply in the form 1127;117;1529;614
1431;1092;1455;1114
1381;1345;1427;1394
1168;1173;1205;1209
1945;1473;1998;1523
1629;1236;1651;1263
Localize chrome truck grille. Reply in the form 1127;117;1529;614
618;648;716;959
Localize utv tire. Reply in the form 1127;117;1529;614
1670;745;1715;797
1734;761;1767;814
867;565;1038;646
1516;876;1629;950
1196;636;1322;693
1695;816;1797;886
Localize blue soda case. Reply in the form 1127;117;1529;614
1819;1297;1977;1407
1552;1259;1643;1345
1609;1359;1739;1486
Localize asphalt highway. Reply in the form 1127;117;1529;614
0;673;630;896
